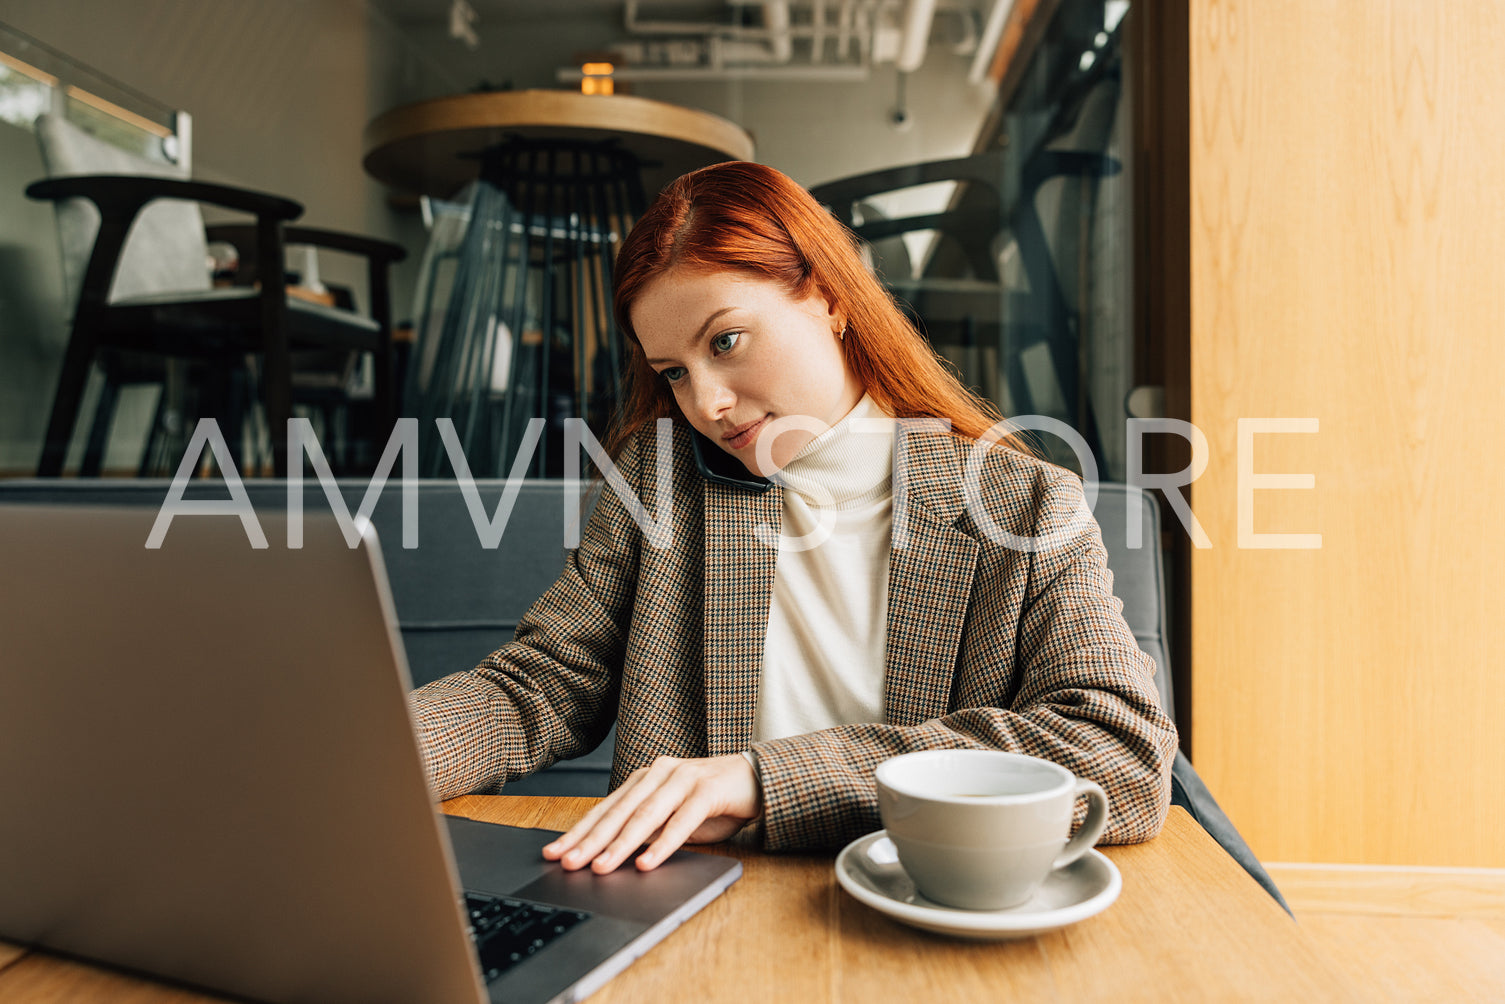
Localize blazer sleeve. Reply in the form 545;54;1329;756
747;466;1179;851
405;441;645;800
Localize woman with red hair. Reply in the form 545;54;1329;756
409;161;1176;874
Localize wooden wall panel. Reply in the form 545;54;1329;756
1188;0;1505;866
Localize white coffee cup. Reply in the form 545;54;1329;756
875;750;1110;910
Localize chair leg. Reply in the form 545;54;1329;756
373;343;395;446
138;383;169;477
81;366;121;477
328;403;348;474
369;255;397;445
255;216;293;476
38;324;102;476
221;365;249;477
263;367;292;477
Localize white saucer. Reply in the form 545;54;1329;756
835;830;1121;939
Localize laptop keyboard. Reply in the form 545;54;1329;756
465;891;591;983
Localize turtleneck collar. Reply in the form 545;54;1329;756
770;393;895;510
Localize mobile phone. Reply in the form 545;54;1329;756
689;429;773;493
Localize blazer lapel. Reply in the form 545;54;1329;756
702;480;781;755
884;428;979;726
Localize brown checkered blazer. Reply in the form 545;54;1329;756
408;422;1178;849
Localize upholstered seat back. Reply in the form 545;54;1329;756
1091;482;1175;718
35;113;210;309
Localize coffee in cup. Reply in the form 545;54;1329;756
874;749;1109;910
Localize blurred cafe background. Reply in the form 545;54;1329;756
1;0;1501;988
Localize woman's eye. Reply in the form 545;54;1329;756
711;331;741;354
660;366;687;384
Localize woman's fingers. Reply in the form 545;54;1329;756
636;797;714;870
544;757;682;869
540;760;657;862
589;774;702;873
639;758;759;866
542;754;762;873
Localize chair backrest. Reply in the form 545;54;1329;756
34;113;210;307
1091;483;1176;720
408;187;476;401
1026;70;1123;310
811;151;1010;284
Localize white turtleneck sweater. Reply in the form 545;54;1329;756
751;394;897;744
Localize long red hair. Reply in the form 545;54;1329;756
605;160;1030;459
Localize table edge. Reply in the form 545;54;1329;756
363;89;755;167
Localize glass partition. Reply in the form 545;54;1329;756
921;0;1132;479
0;21;184;164
1;3;1139;478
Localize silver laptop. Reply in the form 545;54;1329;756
0;505;740;1004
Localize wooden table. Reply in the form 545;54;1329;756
0;802;1357;1002
363;90;756;479
363;90;755;200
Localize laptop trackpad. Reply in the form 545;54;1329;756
445;815;738;923
511;857;723;924
445;816;560;893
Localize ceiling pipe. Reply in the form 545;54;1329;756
624;0;790;51
581;0;874;78
557;63;870;82
708;2;793;65
895;0;937;73
837;0;854;59
764;2;793;63
968;0;1016;83
951;5;979;54
623;0;714;35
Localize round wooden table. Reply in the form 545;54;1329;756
363;89;755;200
364;91;755;478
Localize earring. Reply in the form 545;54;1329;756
838;324;848;341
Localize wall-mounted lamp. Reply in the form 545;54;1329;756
580;62;615;96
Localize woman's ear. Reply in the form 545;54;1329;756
809;282;842;325
824;296;846;335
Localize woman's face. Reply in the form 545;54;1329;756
630;269;863;476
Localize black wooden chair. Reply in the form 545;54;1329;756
812;144;1118;475
202;221;407;473
27;113;405;476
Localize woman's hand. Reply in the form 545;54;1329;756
541;753;762;873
